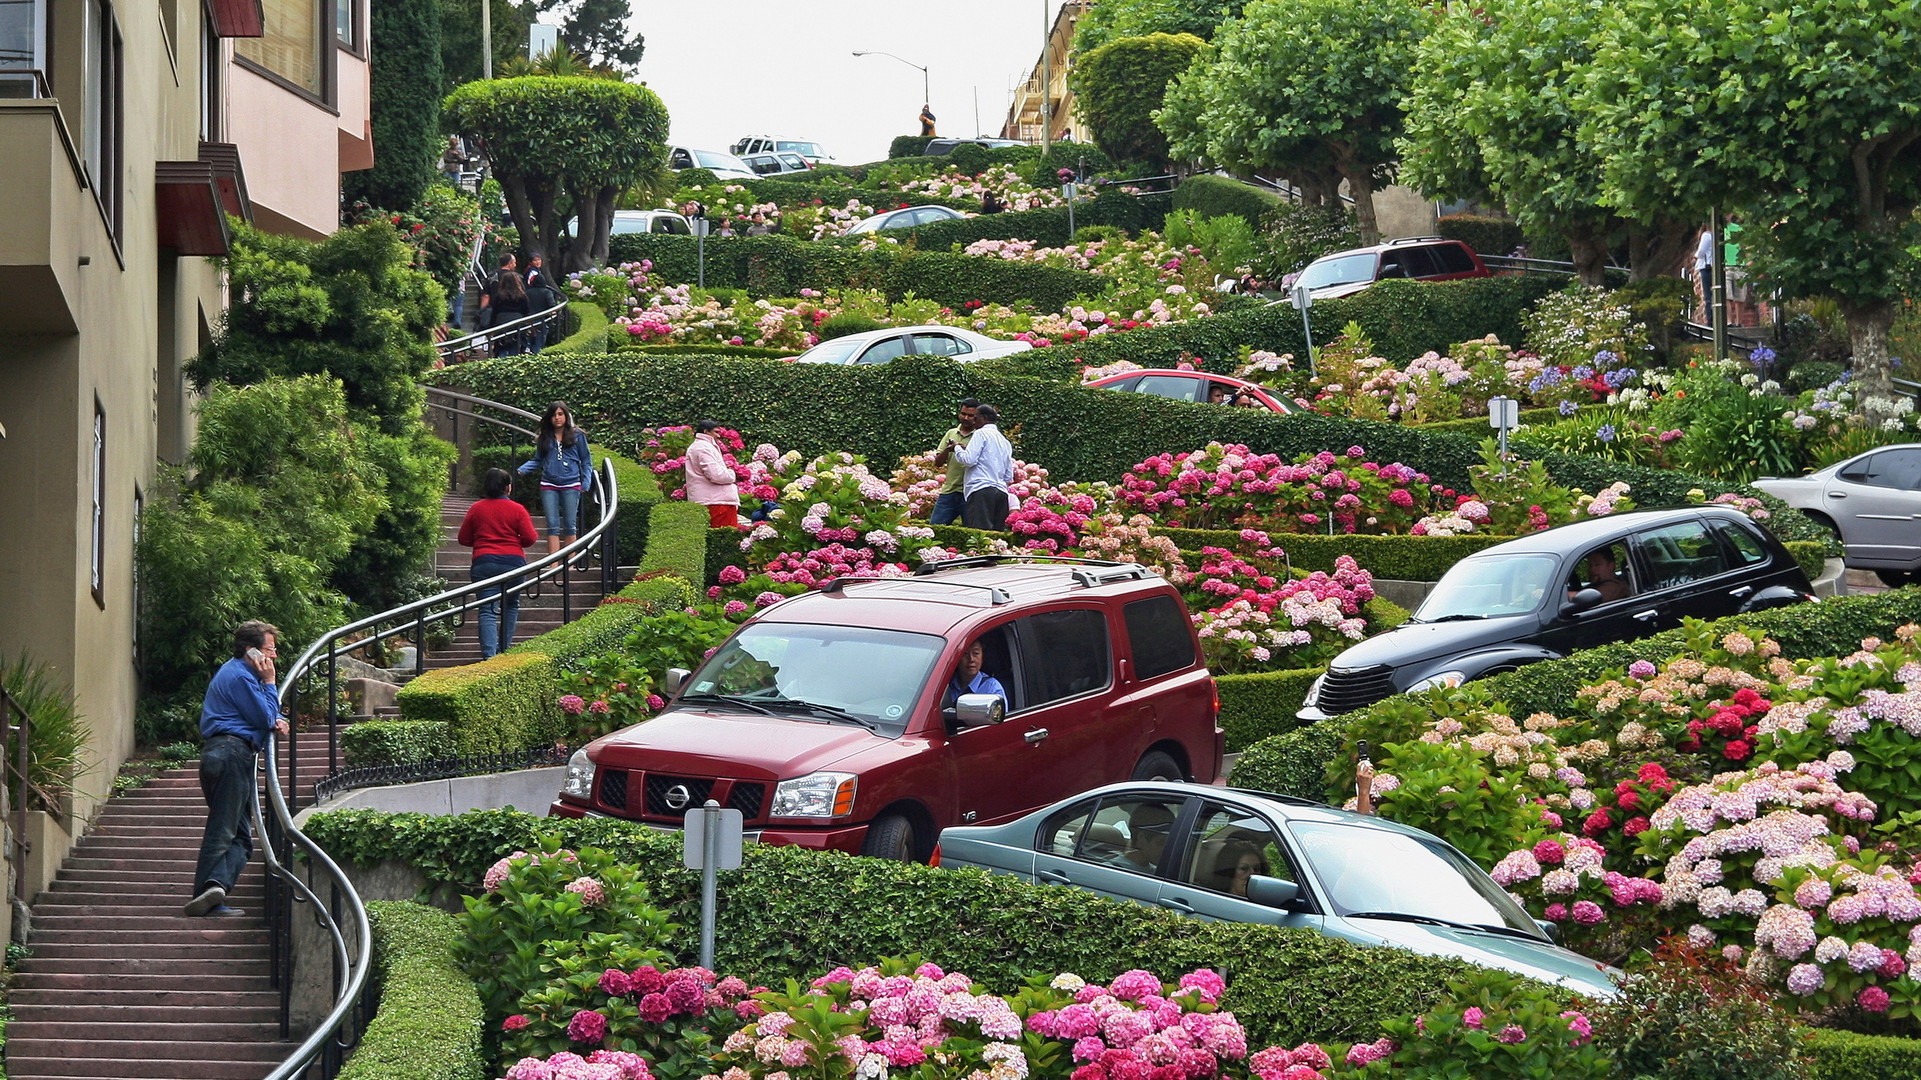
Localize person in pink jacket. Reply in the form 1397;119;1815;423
685;419;742;527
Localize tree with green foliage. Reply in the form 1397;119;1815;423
537;0;643;74
342;0;444;210
1157;0;1431;243
1071;33;1205;171
438;0;530;91
1073;0;1242;54
1399;0;1694;285
1576;0;1921;404
444;76;670;270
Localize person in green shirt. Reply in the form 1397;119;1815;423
928;398;980;526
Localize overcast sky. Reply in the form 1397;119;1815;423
630;1;1070;165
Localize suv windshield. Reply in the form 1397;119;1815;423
1290;821;1539;935
684;622;944;737
778;141;824;157
1298;252;1378;291
1415;553;1559;620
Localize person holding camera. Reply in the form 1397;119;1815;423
184;620;289;918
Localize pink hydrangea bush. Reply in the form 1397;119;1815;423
1188;548;1375;674
501;1049;654;1080
1119;445;1439;534
503;963;767;1070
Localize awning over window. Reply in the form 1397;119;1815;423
155;161;232;255
198;141;253;223
207;0;264;38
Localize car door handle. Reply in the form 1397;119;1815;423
1039;869;1071;884
1157;896;1194;913
1631;609;1660;622
1829;492;1847;498
1730;585;1754;599
1024;728;1049;744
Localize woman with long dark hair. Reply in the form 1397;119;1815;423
490;269;531;355
456;468;537;657
515;401;594;557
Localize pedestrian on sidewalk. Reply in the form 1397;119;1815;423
517;401;594;558
954;403;1014;531
185;620;288;918
458;468;538;658
684;420;743;528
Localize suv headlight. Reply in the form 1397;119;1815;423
770;772;857;818
561;748;597;800
1409;670;1467;694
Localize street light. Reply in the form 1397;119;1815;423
852;50;930;108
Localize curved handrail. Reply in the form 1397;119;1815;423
438;302;570;361
256;391;622;1078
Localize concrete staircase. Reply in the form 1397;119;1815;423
423;493;606;670
5;771;296;1079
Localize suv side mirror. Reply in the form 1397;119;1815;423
1564;588;1603;613
954;693;1005;728
663;668;690;696
1244;875;1301;909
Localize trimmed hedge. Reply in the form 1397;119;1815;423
341;720;454;769
545;301;608;354
1805;1028;1921;1080
1435;214;1525;257
338;901;486;1080
303;807;1483;1050
1173;175;1284;225
636;501;712;580
1228;588;1921;801
1219;666;1326;752
1786;540;1828;582
618;343;794;359
1156;528;1514;581
903;190;1174;250
1416;407;1559;436
510;574;700;667
394;651;562;756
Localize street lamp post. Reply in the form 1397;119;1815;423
852;50;930;111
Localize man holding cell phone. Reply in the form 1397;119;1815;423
184;620;291;918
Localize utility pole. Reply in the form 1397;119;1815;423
1039;0;1051;153
481;0;492;78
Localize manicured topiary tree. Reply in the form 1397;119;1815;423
1071;33;1205;171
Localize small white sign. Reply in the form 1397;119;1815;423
689;217;712;238
682;806;744;870
1488;396;1520;430
1288;284;1312;313
529;24;560;58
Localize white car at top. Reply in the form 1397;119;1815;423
791;325;1032;366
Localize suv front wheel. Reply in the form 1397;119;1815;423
861;813;916;862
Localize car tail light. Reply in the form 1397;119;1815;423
928;843;942;867
1209;680;1220;719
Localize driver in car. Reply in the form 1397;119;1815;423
1568;547;1630;603
944;639;1007;709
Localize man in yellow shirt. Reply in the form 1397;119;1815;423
928;398;980;526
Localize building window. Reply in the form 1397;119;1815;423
90;400;106;608
83;0;122;236
335;0;353;47
237;0;324;96
200;13;220;140
0;0;46;96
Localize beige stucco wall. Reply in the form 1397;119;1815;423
224;9;370;240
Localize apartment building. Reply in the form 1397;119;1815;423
1002;0;1092;148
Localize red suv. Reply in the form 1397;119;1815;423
551;556;1222;861
1291;237;1490;300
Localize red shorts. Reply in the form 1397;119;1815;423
707;503;740;528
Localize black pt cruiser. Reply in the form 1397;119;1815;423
1298;505;1815;721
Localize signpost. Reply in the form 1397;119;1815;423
682;800;743;970
1488;395;1520;475
1288;284;1317;377
689;209;711;290
1062;181;1076;238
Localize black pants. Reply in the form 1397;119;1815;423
963;487;1011;532
194;735;257;892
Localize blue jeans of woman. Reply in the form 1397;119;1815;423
472;554;527;657
539;486;582;538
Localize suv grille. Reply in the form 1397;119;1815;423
598;769;628;811
728;782;766;819
644;775;715;815
1317;665;1399;715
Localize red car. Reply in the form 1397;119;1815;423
552;556;1223;862
1085;370;1296;413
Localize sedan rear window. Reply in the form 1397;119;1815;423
1414;553;1559;620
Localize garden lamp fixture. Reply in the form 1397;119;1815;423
853;50;930;107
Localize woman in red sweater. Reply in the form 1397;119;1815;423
457;468;538;658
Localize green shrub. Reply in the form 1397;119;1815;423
888;135;929;159
905;190;1174;249
339;902;486;1080
341;721;455;768
1588;943;1808;1080
636;502;712;580
1217;667;1323;751
1435;214;1524;256
0;653;89;803
1415;407;1559;436
395;651;562;755
1173;174;1285;225
513;574;700;667
304;808;1480;1049
1805;1029;1921;1080
818;312;883;340
1785;540;1829;581
545;301;607;354
1156;528;1514;580
616;343;795;359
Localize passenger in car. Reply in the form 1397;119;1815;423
944;640;1007;708
1569;547;1630;603
1118;803;1176;870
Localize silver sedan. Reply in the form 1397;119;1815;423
1755;444;1921;586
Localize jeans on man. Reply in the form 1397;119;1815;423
193;735;257;893
929;491;965;526
539;486;583;538
962;487;1011;532
472;553;527;658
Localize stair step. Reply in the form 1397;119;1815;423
8;1021;282;1042
17;956;272;976
15;971;274;992
10;1004;281;1025
3;1054;291;1078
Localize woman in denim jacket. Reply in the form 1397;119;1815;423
517;401;594;557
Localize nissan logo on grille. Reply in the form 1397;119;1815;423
663;784;693;810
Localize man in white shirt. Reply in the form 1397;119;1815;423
953;403;1014;531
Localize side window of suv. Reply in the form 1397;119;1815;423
1124;595;1195;679
1432;243;1479;274
1014;609;1111;708
1398;246;1444;277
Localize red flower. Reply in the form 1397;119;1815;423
1582;808;1614;837
502;1014;531;1031
1724;739;1753;761
1622;816;1650;837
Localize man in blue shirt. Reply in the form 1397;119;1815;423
954;403;1014;532
944;640;1008;711
185;620;290;918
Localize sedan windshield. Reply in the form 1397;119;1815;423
694;150;749;171
778;141;824;157
1415;553;1559;620
683;622;944;737
1290;821;1539;935
795;337;867;364
1297;252;1377;291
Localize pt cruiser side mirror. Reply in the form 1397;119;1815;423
1245;875;1301;909
662;667;690;696
1565;588;1604;613
953;693;1006;728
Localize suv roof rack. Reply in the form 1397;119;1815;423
1384;235;1450;246
916;553;1156;588
818;575;1013;605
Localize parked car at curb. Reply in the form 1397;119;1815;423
1287;237;1490;301
1085;370;1295;414
936;780;1620;998
1754;445;1921;587
1298;505;1814;721
733;137;836;164
551;556;1224;863
844;204;967;234
790;325;1031;366
668;146;757;180
742;151;814;177
923;137;1026;156
565;210;692;239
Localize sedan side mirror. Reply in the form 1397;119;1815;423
662;668;690;696
1244;875;1301;909
1564;588;1603;613
954;693;1006;729
1535;917;1563;943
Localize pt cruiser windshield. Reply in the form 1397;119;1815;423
683;623;945;737
1414;553;1560;620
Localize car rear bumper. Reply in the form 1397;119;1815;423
549;801;869;853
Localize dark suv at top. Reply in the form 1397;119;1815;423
1289;237;1490;300
1298;506;1813;721
552;555;1223;862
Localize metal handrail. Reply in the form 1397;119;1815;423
437;302;570;362
256;391;622;1078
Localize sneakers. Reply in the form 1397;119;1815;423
205;905;247;917
183;884;226;917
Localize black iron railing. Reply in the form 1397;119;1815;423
310;743;572;805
